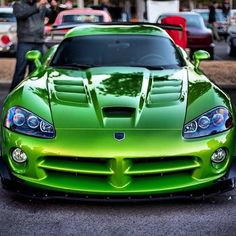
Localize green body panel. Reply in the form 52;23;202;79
48;67;187;129
65;25;169;39
1;25;235;196
2;127;234;194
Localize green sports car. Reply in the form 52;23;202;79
0;24;236;200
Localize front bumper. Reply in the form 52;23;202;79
0;128;236;201
188;43;215;58
0;43;16;54
188;43;215;53
1;156;235;201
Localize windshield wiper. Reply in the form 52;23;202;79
141;65;165;70
139;65;182;70
52;63;96;69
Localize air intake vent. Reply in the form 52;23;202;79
149;79;182;105
53;79;88;105
103;107;135;117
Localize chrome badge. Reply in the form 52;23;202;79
114;132;125;141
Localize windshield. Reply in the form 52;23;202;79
0;12;16;22
182;14;205;28
51;35;185;69
62;14;104;24
196;10;226;22
215;11;226;21
198;12;209;22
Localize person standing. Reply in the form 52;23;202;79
222;0;230;19
208;1;221;41
10;0;58;91
100;0;110;11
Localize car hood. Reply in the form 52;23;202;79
47;67;188;129
187;27;210;36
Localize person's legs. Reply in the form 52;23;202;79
212;23;221;41
10;42;33;91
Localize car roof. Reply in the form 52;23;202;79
231;9;236;14
193;8;223;12
157;11;202;22
0;7;13;13
160;11;200;16
54;8;112;24
57;8;110;16
65;24;169;39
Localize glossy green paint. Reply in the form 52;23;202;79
65;25;169;39
42;45;58;66
26;50;42;69
193;50;210;71
1;25;235;196
48;67;187;129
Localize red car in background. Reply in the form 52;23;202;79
157;12;215;59
45;8;112;48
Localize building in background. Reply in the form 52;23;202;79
146;0;179;22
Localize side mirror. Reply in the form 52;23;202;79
193;50;210;70
26;50;42;69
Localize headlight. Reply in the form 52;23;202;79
183;107;233;139
4;107;55;138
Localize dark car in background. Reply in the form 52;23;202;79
193;9;229;40
227;25;236;56
157;12;215;59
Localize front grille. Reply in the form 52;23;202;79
39;156;112;175
149;79;182;105
38;155;200;191
128;156;200;175
52;79;88;105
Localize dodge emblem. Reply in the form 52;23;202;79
114;132;125;141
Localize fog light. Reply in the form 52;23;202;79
211;148;227;163
12;148;27;163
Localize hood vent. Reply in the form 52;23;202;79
149;79;182;105
53;79;88;105
103;107;135;118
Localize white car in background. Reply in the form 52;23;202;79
0;7;17;55
230;9;236;25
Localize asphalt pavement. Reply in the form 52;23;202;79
214;40;232;60
0;42;236;236
0;190;236;236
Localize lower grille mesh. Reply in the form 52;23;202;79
39;156;200;190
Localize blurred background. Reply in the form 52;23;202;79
1;0;236;22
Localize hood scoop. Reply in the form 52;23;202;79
103;107;135;118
